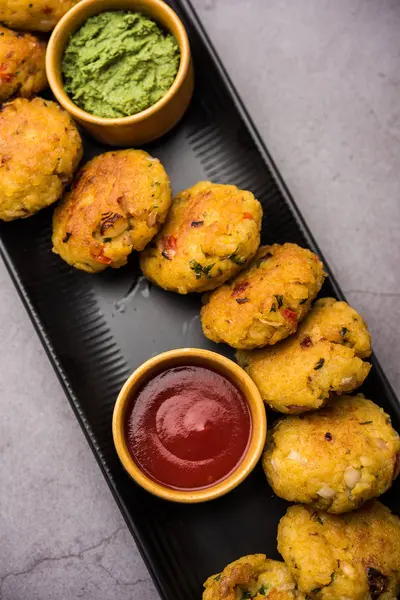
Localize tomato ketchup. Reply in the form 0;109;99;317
125;365;252;490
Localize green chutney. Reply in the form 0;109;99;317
62;11;180;118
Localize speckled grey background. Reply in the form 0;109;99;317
1;1;400;598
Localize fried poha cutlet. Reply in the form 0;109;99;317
263;395;400;513
203;554;306;600
52;150;172;273
140;181;262;294
237;298;371;413
0;97;82;221
0;0;81;32
277;501;400;600
201;243;325;349
0;26;47;102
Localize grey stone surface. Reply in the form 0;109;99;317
1;0;400;598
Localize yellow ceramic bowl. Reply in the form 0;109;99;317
46;0;194;146
112;348;267;503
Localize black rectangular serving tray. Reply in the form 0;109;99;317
1;2;399;599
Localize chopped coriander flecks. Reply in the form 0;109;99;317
300;297;308;305
314;358;325;370
359;420;373;425
340;327;349;337
241;591;252;600
229;253;247;265
274;294;283;308
103;237;112;243
203;263;215;277
258;584;268;596
270;304;276;312
189;260;215;279
317;516;324;525
214;574;221;582
189;260;203;279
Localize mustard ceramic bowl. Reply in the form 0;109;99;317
112;348;267;503
46;0;194;146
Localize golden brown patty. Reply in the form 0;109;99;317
277;501;400;600
0;26;47;102
140;181;262;294
52;150;172;273
201;243;325;349
263;395;400;513
237;298;371;413
203;554;306;600
0;97;82;221
0;0;81;31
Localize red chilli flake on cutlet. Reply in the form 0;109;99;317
93;249;112;265
160;235;177;260
232;281;250;297
282;308;297;325
300;336;312;349
0;63;13;82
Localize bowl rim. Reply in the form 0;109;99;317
46;0;191;125
112;348;267;503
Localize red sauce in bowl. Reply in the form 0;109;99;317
125;365;252;490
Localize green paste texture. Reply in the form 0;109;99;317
62;11;180;118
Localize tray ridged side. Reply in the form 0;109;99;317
25;219;132;473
